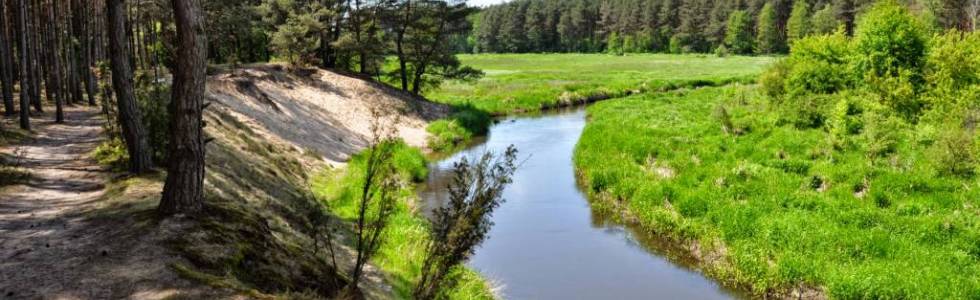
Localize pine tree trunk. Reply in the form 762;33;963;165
107;0;153;173
0;0;16;116
44;0;63;123
159;0;207;215
28;0;41;113
16;0;28;129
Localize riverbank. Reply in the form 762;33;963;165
574;86;980;298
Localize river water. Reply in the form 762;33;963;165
419;107;745;300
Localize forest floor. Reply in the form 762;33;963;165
0;106;222;299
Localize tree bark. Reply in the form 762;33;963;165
107;0;153;173
0;0;16;116
15;0;28;129
159;0;207;215
45;0;63;123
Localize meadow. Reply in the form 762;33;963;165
573;86;980;298
428;53;774;114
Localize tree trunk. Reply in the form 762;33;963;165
28;0;40;113
107;0;153;173
16;0;28;129
45;0;63;123
159;0;207;215
0;0;16;116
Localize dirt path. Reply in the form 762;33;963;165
0;107;219;299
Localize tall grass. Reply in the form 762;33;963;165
574;86;980;298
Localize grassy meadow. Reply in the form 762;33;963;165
428;53;774;114
573;86;980;298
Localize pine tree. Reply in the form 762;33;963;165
755;2;781;54
725;10;754;54
811;3;839;35
786;0;809;44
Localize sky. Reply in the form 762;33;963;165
467;0;509;7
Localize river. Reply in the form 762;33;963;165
419;106;746;300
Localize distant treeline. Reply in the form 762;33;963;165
469;0;978;54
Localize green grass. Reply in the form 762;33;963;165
428;53;775;114
573;85;980;299
312;141;494;299
426;105;492;152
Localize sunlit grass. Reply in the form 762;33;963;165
574;86;980;298
428;53;775;114
311;141;494;299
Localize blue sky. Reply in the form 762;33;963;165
467;0;508;7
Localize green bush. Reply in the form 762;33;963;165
929;128;978;177
92;138;129;171
781;94;832;129
859;109;906;159
925;31;980;91
135;73;171;163
783;32;854;97
759;59;790;100
853;0;927;80
828;95;865;148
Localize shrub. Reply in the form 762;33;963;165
782;94;833;129
925;31;980;92
929;128;978;177
853;0;927;80
828;95;865;148
135;74;171;163
781;31;855;98
92;138;129;171
860;109;906;159
759;59;790;100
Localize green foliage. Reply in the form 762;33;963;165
724;10;754;55
781;32;855;98
859;108;906;159
312;144;494;299
258;0;329;66
755;3;782;54
929;128;978;177
853;1;928;80
426;106;491;152
786;0;810;44
828;95;865;148
809;4;840;36
575;86;980;299
92;139;129;171
759;59;790;100
135;74;171;163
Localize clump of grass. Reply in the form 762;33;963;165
427;105;491;152
574;86;980;299
92;139;129;171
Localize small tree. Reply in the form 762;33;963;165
413;146;519;300
755;3;782;54
810;4;839;36
344;125;401;296
853;0;928;79
786;0;810;44
724;10;754;55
